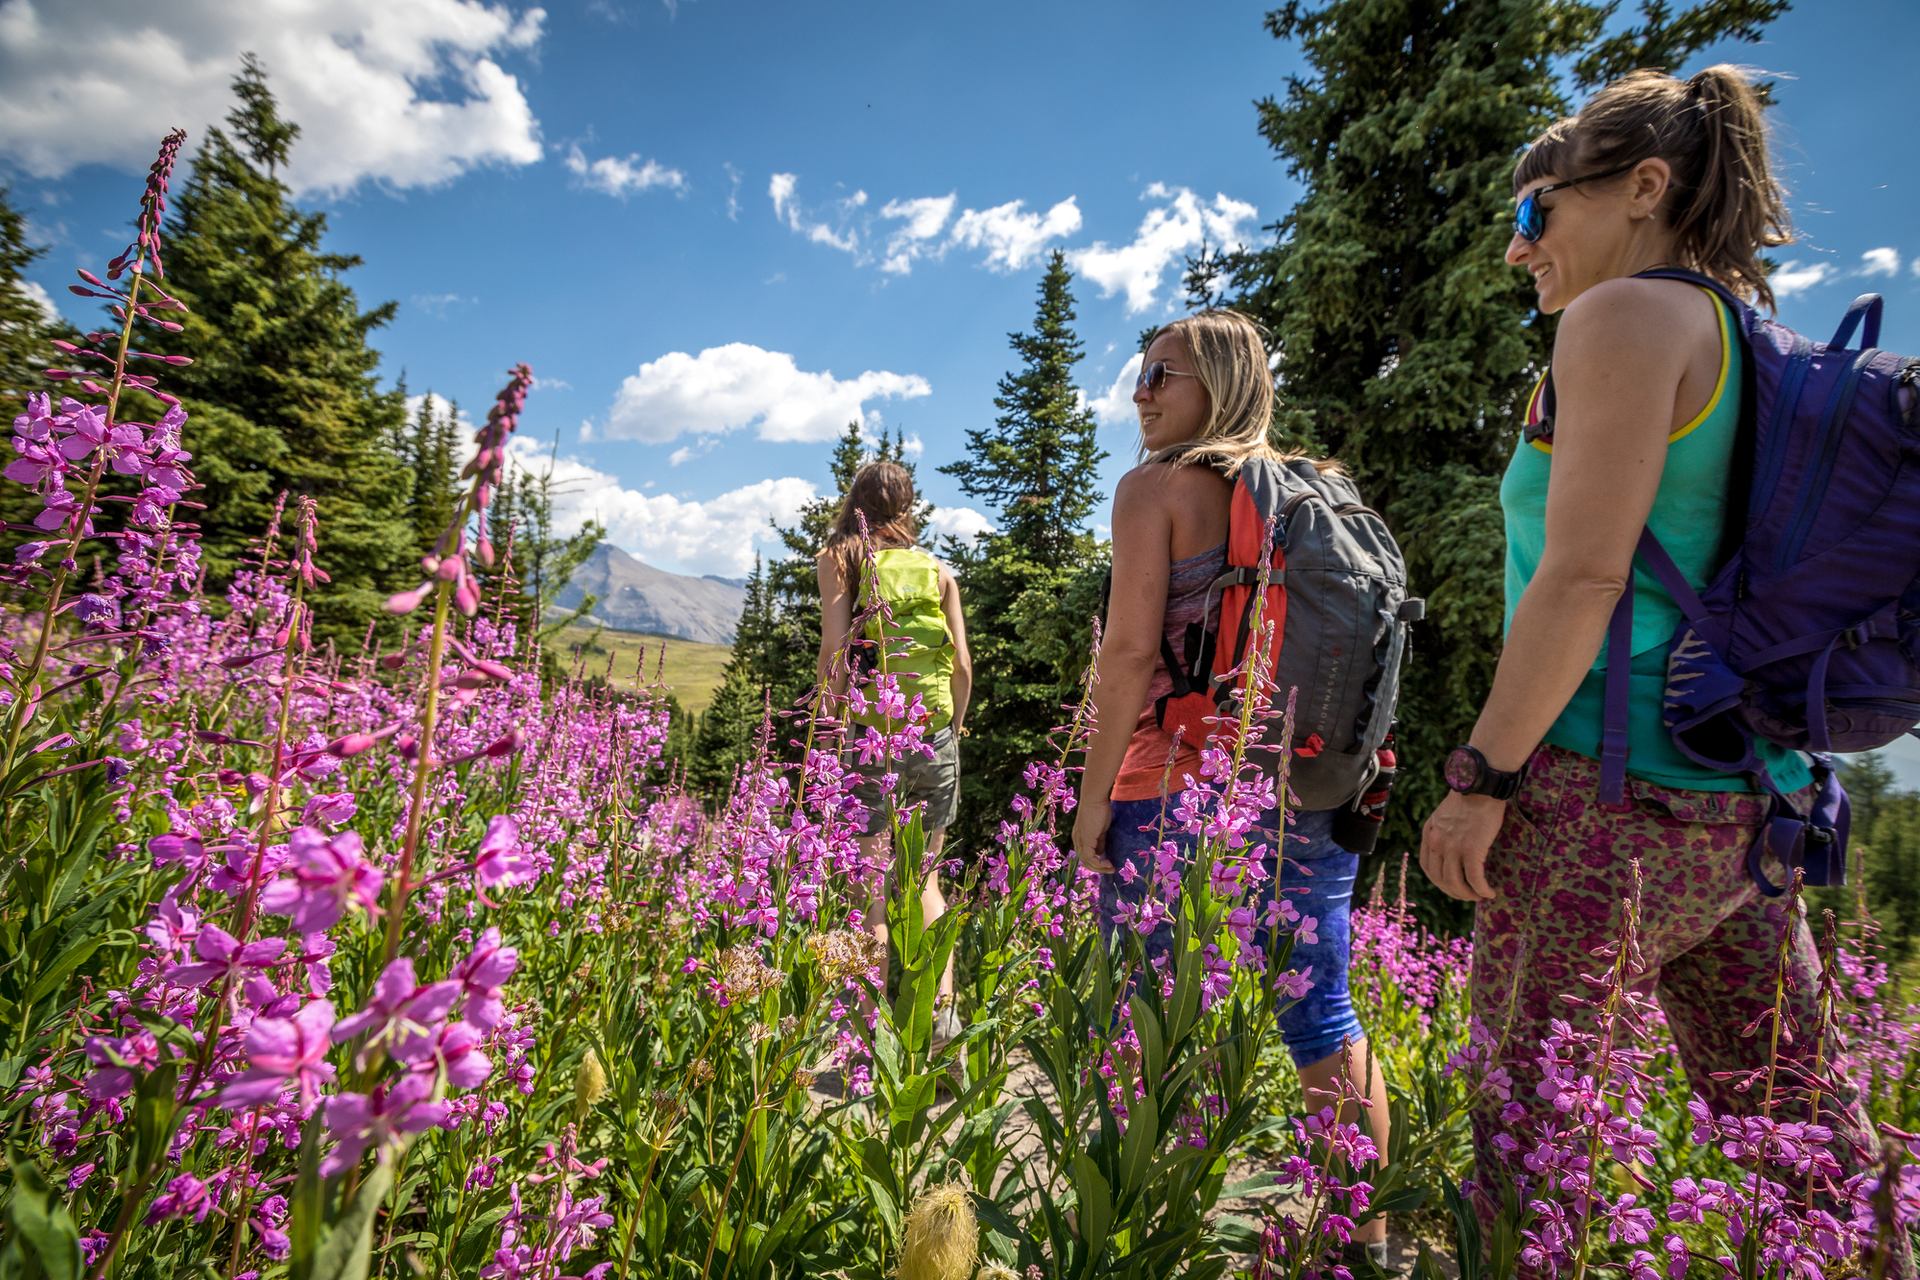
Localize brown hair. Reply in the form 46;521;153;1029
1514;65;1791;311
822;460;918;595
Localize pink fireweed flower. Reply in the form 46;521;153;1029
219;998;337;1108
452;927;519;1031
330;958;460;1060
474;815;536;890
321;1074;450;1177
259;827;383;933
145;1172;213;1225
166;924;286;989
395;1019;492;1089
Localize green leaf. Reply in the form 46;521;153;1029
5;1150;82;1280
289;1112;328;1280
1070;1152;1112;1276
309;1155;395;1280
131;1060;181;1175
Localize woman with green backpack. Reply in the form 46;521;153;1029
817;460;971;1038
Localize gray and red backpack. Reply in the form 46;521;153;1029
1153;458;1424;814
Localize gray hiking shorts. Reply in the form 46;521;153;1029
850;725;960;837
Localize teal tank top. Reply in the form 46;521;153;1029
1499;289;1812;794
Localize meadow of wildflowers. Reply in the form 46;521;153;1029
0;132;1914;1280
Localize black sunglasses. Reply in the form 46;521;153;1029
1136;359;1202;392
1513;161;1638;242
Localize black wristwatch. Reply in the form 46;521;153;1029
1444;745;1526;801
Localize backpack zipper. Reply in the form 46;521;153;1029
1777;348;1876;571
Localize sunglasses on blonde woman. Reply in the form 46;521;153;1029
1136;360;1202;392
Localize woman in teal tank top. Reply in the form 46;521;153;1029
1415;66;1902;1272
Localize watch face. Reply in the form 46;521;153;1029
1444;747;1480;793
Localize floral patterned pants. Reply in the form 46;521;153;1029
1469;745;1908;1272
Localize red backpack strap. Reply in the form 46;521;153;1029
1209;474;1288;704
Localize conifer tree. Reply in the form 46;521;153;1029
1195;0;1786;873
0;187;65;409
160;54;415;632
941;252;1107;853
690;556;780;797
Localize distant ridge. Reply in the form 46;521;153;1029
555;543;746;645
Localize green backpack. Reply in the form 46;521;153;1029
851;546;956;731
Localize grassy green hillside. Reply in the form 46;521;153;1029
550;623;733;717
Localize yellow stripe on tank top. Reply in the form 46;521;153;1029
1525;285;1731;455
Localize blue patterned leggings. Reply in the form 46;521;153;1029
1096;795;1368;1068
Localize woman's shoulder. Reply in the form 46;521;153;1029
1558;275;1715;351
1116;459;1229;503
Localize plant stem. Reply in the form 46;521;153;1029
383;584;453;966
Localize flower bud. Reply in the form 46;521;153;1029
385;582;432;615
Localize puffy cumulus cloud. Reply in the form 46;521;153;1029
878;194;957;274
605;343;931;445
1072;185;1258;313
1086;354;1142;430
1859;247;1901;278
511;438;814;576
1771;261;1836;298
564;144;686;197
927;505;993;547
948;197;1082;272
15;279;61;326
0;0;545;195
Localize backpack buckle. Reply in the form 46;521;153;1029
1842;622;1873;650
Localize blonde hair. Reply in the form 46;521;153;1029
1514;64;1791;311
821;460;918;593
1142;309;1333;477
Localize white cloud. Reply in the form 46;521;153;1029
769;173;860;254
1072;186;1258;313
928;505;993;546
410;291;471;317
1859;247;1900;278
0;1;545;196
898;433;925;458
878;193;956;274
16;279;60;326
948;197;1082;272
564;144;685;197
605;343;931;445
1087;354;1142;430
504;435;813;576
770;175;1080;276
723;162;742;220
1771;261;1836;298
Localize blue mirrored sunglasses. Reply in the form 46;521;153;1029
1513;161;1637;242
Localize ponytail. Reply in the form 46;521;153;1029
1514;65;1792;311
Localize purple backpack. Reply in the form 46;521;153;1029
1589;267;1920;895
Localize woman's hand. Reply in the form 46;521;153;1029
1073;798;1115;874
1419;791;1506;902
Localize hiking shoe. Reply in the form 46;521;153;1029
1338;1241;1395;1276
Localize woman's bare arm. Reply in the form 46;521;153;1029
939;565;972;733
816;551;854;701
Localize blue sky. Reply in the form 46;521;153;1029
4;1;1919;770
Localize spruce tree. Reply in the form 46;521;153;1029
690;556;780;797
0;187;65;409
160;54;414;632
1197;0;1786;881
941;252;1107;854
497;436;605;639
